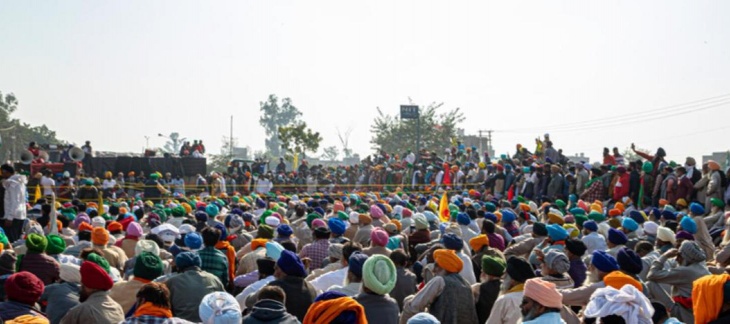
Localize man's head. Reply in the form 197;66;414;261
257;285;286;304
342;241;363;266
634;241;654;257
433;249;463;276
136;282;172;309
521;278;563;321
79;261;114;302
201;226;221;247
4;272;44;306
1;164;15;179
389;249;408;268
589;251;619;283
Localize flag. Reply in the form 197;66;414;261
98;193;105;216
438;192;450;223
292;153;299;171
638;176;645;209
34;185;41;203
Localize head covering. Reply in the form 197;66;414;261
134;252;164;280
608;228;628;245
643;221;658;236
362;255;397;295
413;214;428;230
328;218;346;236
656;226;677;245
547;224;569;241
107;221;122;232
592;250;620;273
276;224;293;237
407;313;441;324
348;252;368;278
481;255;506;276
690;202;705;215
198;292;241;324
257;224;274;239
524;278;563;309
532;222;547;236
45;234;66;255
127;222;143;237
676;230;694;241
679;240;706;264
547;211;565;225
506;256;536;283
80;261;114;290
265;242;285;261
370;228;389;247
135;239;160;257
469;235;489;252
565;239;587;257
60;263;81;284
692;274;730;324
370;205;384;219
543;250;570;273
456;212;470;226
91;227;110;246
25;233;48;253
441;233;463;251
501;209;516;224
621;218;639;232
584;285;653;324
184;232;203;250
304;295;367;324
175;251;202;270
583;220;598;232
434;249;463;273
277;250;307;277
711;197;725;209
328;243;344;260
617;248;643;275
680;216;697;234
4;272;44;305
603;270;643;292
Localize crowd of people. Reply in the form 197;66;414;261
1;137;730;324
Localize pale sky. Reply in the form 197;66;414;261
1;1;729;163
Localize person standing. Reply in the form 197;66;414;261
2;164;27;243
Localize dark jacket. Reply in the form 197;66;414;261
242;299;300;324
267;276;316;322
0;301;46;321
354;292;400;324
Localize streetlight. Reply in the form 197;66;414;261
144;136;150;149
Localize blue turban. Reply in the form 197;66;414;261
629;210;645;224
424;211;437;223
569;194;578;203
277;250;307;277
591;250;619;273
230;208;243;216
680;216;697;234
690;203;705;215
328;218;346;235
660;210;677;221
195;211;208;223
205;204;219;217
501;209;516;224
583;221;598;232
608;228;628;245
214;223;228;241
242;213;254;222
277;224;293;237
314;207;325;216
348;252;369;278
484;202;497;212
184;232;202;250
441;233;463;251
547;224;569;241
484;212;498;223
315;291;347;302
407;313;441;324
256;198;266;209
621;218;639;232
175;251;201;270
617;247;643;275
456;213;470;226
651;208;661;219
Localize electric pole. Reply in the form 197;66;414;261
478;129;493;161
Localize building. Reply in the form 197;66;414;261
702;151;730;169
565;153;590;164
459;129;495;158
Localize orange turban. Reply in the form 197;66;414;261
107;221;122;232
708;160;721;171
0;242;3;251
693;273;730;324
303;296;367;324
78;222;94;232
251;238;268;251
91;227;110;246
494;211;503;223
391;219;402;232
469;235;489;252
614;202;625;213
524;278;563;308
434;249;463;273
603;271;642;292
658;199;668;207
519;203;531;212
119;207;128;215
358;214;372;225
608;209;621;217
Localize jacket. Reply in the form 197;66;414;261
59;291;125;324
242;299;301;324
165;268;226;322
3;174;27;221
0;301;45;321
39;282;80;324
267;276;317;322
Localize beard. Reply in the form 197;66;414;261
79;289;90;302
501;274;513;292
588;269;601;283
522;307;540;321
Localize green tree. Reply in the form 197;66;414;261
259;94;302;157
207;136;237;173
0;91;63;162
321;146;339;161
278;121;322;161
370;101;464;154
160;132;187;154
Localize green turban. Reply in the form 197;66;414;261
26;233;48;253
45;234;66;255
86;253;111;274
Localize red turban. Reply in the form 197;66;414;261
80;261;114;291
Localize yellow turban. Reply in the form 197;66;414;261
548;212;565;225
603;271;642;292
434;249;463;273
469;235;489;252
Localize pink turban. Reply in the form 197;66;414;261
524;278;563;309
370;205;385;219
311;218;327;229
370;228;389;246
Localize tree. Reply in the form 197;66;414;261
259;94;302;157
622;146;650;163
0;91;63;162
370;100;464;155
278;121;322;161
160;132;187;154
207;136;237;173
321;146;339;161
336;126;354;159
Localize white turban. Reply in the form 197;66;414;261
656;226;676;245
135;239;160;257
199;292;241;324
642;221;658;236
349;212;360;224
60;263;81;284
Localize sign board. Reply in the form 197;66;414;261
400;105;420;119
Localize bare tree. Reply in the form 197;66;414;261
336;126;354;159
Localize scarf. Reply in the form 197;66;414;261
506;283;525;294
134;302;172;318
215;240;236;284
134;277;152;284
692;273;730;324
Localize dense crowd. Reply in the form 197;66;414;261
1;137;730;324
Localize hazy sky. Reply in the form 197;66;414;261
2;1;729;163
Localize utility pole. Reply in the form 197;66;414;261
477;129;493;161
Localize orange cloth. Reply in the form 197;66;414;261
614;202;625;213
524;278;563;309
434;249;463;273
251;238;268;251
692;273;730;324
358;214;372;225
608;209;621;217
215;241;236;285
91;227;110;246
107;221;122;232
659;199;668;207
603;271;642;292
133;302;173;318
391;219;402;232
469;235;489;252
303;297;367;324
78;222;93;232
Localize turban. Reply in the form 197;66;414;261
569;207;586;216
175;251;202;270
676;230;694;241
348;252;368;278
406;313;441;324
73;214;90;228
136;239;161;257
506;256;536;283
413;214;428;230
198;292;241;324
608;228;628;245
362;255;397;295
178;224;195;235
533;222;548;236
266;242;285;261
484;213;498;223
277;250;307;277
384;223;398;235
107;221;122;232
257;225;274;239
547;211;565;225
643;221;658;236
565;239;587;257
690;202;705;215
441;233;463;251
86;253;111;274
456;213;470;225
349;212;360;224
328;243;344;260
617;248;643;275
588;211;606;222
564;215;575;224
311;219;327;230
265;216;280;227
563;224;579;239
481;255;506;276
4;272;44;305
45;234;66;255
205;204;219;217
543;250;570;273
469;235;489;252
501;209;516;224
91;216;106;228
303;296;367;324
603;271;643;292
711;197;725;208
251;238;268;251
584;285;653;324
680;215;697;234
661;210;677;221
692;274;730;324
574;214;588;227
25;233;48;253
276;224;293;237
607;217;621;229
370;205;385;219
91;227;110;246
484;202;496;212
80;261;114;290
127;222;143;237
629;210;646;224
134;252;164;280
592;250;619;273
679;240;706;264
434;249;463;273
369;228;389;247
524;278;563;309
547;224;568;241
60;263;81;284
621;218;639;232
195;211;208;223
358;214;373;225
327;218;346;235
656;226;676;245
583;220;598;232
